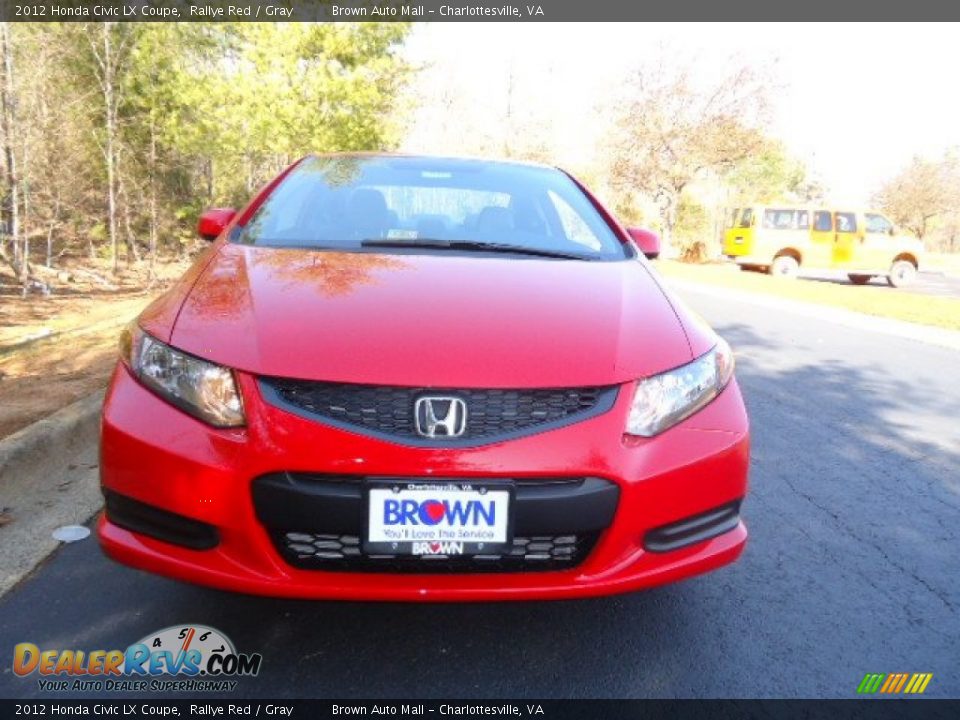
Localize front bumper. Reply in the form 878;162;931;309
97;365;750;601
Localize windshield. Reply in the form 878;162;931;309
237;155;628;260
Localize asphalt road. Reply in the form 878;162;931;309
897;270;960;297
2;283;959;699
801;268;960;297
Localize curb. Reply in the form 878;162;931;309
0;391;105;597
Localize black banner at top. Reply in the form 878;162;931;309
2;0;960;22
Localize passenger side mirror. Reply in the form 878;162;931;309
197;208;237;242
625;227;661;260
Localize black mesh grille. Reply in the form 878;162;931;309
260;378;615;444
276;531;597;573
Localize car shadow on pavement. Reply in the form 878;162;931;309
712;320;960;694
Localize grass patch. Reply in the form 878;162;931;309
657;260;960;331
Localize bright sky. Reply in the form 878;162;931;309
403;23;960;205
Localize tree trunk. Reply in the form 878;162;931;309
20;110;29;284
118;176;139;264
0;22;21;285
206;157;213;201
660;191;677;253
101;23;119;274
148;119;157;270
45;191;60;267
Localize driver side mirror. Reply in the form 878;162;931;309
625;227;661;260
197;208;237;242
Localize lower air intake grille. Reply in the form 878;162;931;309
276;531;597;573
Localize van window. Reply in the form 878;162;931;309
814;211;832;232
836;212;857;233
727;208;740;228
797;210;810;229
763;208;803;230
865;213;893;234
738;208;753;228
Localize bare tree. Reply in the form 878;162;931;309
84;23;136;274
607;56;773;250
873;154;956;242
98;24;118;272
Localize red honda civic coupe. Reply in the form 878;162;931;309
97;154;750;601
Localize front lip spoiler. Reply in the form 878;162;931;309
256;380;621;449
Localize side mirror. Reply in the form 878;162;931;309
625;227;661;260
197;208;237;242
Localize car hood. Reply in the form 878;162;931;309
150;244;697;388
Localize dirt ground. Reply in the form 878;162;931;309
0;257;191;439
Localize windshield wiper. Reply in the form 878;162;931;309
360;238;589;260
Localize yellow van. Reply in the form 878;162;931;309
723;205;924;287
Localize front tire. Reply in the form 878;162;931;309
887;260;917;288
848;274;873;285
770;255;799;279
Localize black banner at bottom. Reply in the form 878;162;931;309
1;700;959;720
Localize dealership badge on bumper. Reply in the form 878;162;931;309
365;482;513;556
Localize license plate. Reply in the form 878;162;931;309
364;481;513;556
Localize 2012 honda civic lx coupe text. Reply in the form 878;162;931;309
98;154;750;601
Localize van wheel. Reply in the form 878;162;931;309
848;274;873;285
887;260;917;288
770;255;799;279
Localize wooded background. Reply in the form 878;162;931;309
1;21;958;294
0;22;411;289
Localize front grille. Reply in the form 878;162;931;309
259;378;617;446
276;531;598;573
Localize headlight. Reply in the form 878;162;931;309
626;339;735;437
119;324;245;428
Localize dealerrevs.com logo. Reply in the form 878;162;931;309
13;625;262;693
